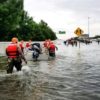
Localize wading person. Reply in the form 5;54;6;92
48;42;58;57
6;37;27;74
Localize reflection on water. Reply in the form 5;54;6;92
0;40;100;100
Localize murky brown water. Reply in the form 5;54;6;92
0;40;100;100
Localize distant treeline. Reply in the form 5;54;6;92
0;0;57;41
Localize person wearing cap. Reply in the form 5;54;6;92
6;37;27;73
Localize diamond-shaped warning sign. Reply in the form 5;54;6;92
74;27;84;36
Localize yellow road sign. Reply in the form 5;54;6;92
74;27;84;36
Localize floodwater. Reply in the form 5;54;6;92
0;40;100;100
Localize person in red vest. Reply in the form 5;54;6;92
43;39;52;48
26;40;32;48
48;42;58;57
25;40;32;52
43;39;52;54
6;37;27;74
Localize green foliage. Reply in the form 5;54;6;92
38;20;57;40
0;0;57;41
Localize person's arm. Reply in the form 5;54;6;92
17;46;27;64
5;48;9;56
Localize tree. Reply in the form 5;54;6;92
0;0;57;41
0;0;23;40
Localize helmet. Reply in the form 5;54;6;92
11;37;18;43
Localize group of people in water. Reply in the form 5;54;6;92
64;38;92;46
5;37;57;74
64;38;78;46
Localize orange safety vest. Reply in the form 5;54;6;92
49;44;55;53
6;43;19;58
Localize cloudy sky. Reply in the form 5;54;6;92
24;0;100;39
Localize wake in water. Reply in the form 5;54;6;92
0;65;31;78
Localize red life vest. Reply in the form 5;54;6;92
6;43;18;58
26;42;30;48
49;44;55;53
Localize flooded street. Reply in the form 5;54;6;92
0;40;100;100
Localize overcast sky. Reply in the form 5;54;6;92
24;0;100;39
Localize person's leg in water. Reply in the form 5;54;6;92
7;58;14;73
32;50;39;61
14;58;22;71
49;52;55;57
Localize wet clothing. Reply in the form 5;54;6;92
7;57;22;73
6;43;26;73
48;44;56;57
